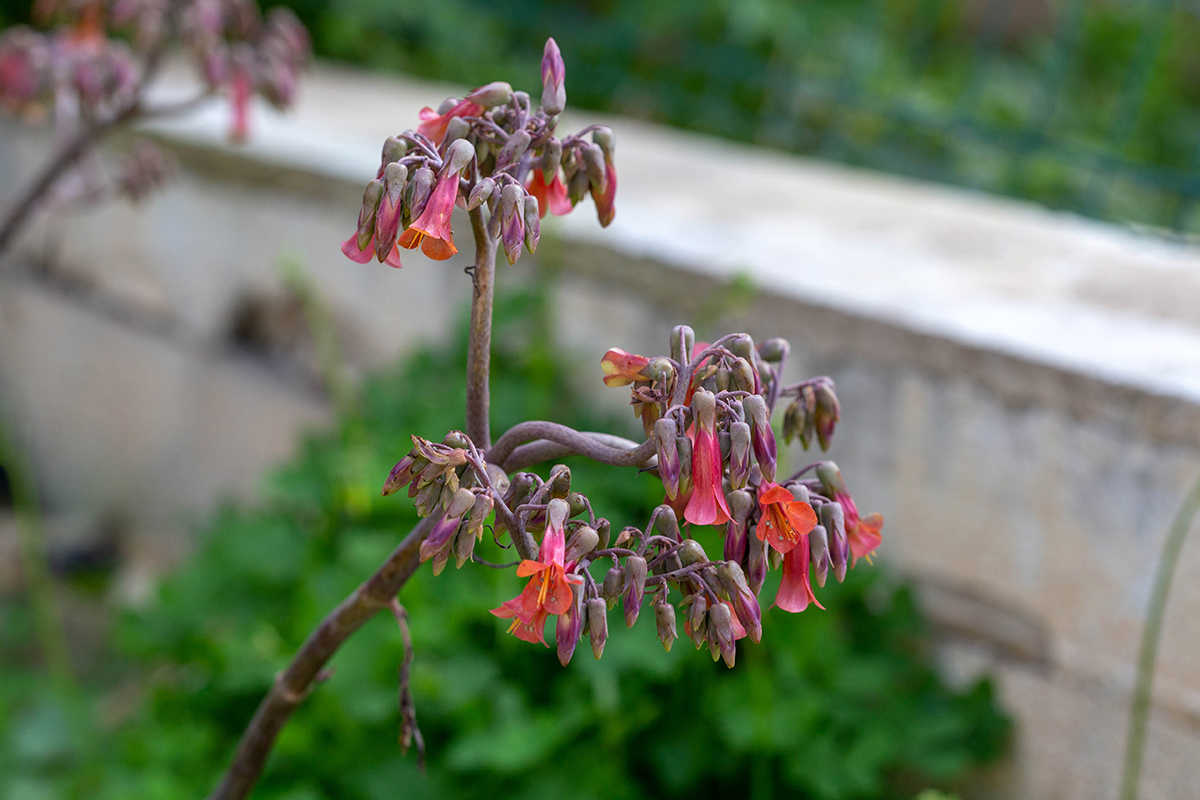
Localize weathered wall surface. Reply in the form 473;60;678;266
4;64;1200;798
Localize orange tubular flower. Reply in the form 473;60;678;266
527;169;574;217
836;491;883;566
775;537;824;613
600;348;651;387
755;482;817;555
491;499;581;645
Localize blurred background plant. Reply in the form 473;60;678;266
0;278;1009;800
7;0;1181;233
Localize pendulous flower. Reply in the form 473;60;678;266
755;481;817;554
684;390;731;526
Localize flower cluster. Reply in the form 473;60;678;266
341;37;617;270
0;0;309;140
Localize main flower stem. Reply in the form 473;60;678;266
1119;467;1200;800
206;515;435;800
465;206;496;449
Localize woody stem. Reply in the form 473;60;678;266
465;205;497;449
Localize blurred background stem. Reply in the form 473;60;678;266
1120;467;1200;800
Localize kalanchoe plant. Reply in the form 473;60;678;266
206;39;881;800
0;0;310;256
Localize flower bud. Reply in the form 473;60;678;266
465;80;513;107
382;454;422;496
444;137;476;174
782;398;806;445
496;129;532;171
729;422;751;490
581;143;607;193
746;532;767;594
523;194;541;254
540;138;562;178
717;561;761;644
654;418;681;500
453;525;476;568
381;136;407;168
556;583;584;666
592;126;614;164
757;338;789;362
567;167;590;205
541;37;566;115
436;97;459;114
676;435;693;497
586;597;607;659
499;184;526;265
809;524;830;588
602;566;623;608
670;325;695;365
596;518;611;549
565;526;600;564
355;179;384;250
687;595;709;649
742;394;776;482
731;358;757;393
655;601;678;652
816;461;847;496
708;602;736;667
443;115;471;147
374;162;407;261
548;464;572;498
788;483;810;504
814;383;841;451
651;505;681;541
678;538;708;567
724;489;754;563
623;555;647;627
467;177;495;210
820;502;848;583
405;167;435;222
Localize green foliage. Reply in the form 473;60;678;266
1;289;1008;799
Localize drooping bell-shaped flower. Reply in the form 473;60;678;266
684;390;731;526
527;168;573;218
755;481;817;554
717;561;762;643
398;139;473;261
342;178;403;268
775;537;824;613
838;491;883;566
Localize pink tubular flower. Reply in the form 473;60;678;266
684;390;731;526
755;482;817;555
836;491;883;566
417;99;483;145
228;60;253;144
775;537;824;613
342;179;403;268
491;499;582;645
600;348;650;387
527;169;573;217
399;168;458;260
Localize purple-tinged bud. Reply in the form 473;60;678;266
444;138;476;174
655;601;678;652
709;602;737;667
499;184;526;265
467;178;495;211
718;561;761;644
814;382;841;451
757;338;789;362
724;490;754;563
405;167;435;222
453;526;476;569
742;394;777;483
746;531;768;595
809;524;830;588
670;325;695;365
556;583;584;666
420;487;474;570
541;37;566;115
355;179;384;251
602;566;623;608
540;138;562;178
564;526;599;564
782;398;805;446
596;518;611;549
623;555;647;627
548;464;573;498
652;505;681;541
381;136;407;169
443;116;471;146
582;143;606;193
436;97;458;114
729;422;751;490
496;130;532;172
798;385;817;449
688;595;709;649
676;435;693;498
821;502;848;583
678;538;708;567
731;358;757;394
523;194;541;254
655;418;681;500
592;127;614;164
567;167;590;205
465;80;513;108
586;598;608;659
382;454;422;496
816;462;847;496
788;483;810;504
413;477;441;517
374;162;407;261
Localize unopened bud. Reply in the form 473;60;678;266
821;502;848;583
382;454;420;496
655;601;678;652
453;526;476;568
654;418;681;500
581;143;606;193
782;398;805;445
729;422;751;490
747;532;767;594
468;177;495;210
556;583;584;666
602;566;623;608
496;130;532;171
564;526;600;563
567;167;590;205
523;194;541;253
708;602;737;667
623;556;647;627
592;126;614;163
547;464;572;498
814;383;841;451
731;358;757;393
436;97;458;114
688;595;709;648
651;505;681;541
788;483;810;504
499;183;526;265
809;524;830;588
465;80;513;107
678;539;708;567
596;518;611;549
443;116;471;146
443;138;475;174
676;435;693;497
540;138;562;178
816;461;847;496
724;489;754;563
671;325;695;365
743;394;777;483
541;37;566;115
718;561;761;644
405;167;435;221
586;597;607;658
757;338;789;362
381;136;407;168
355;179;384;250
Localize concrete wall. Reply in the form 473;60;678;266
4;63;1200;798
